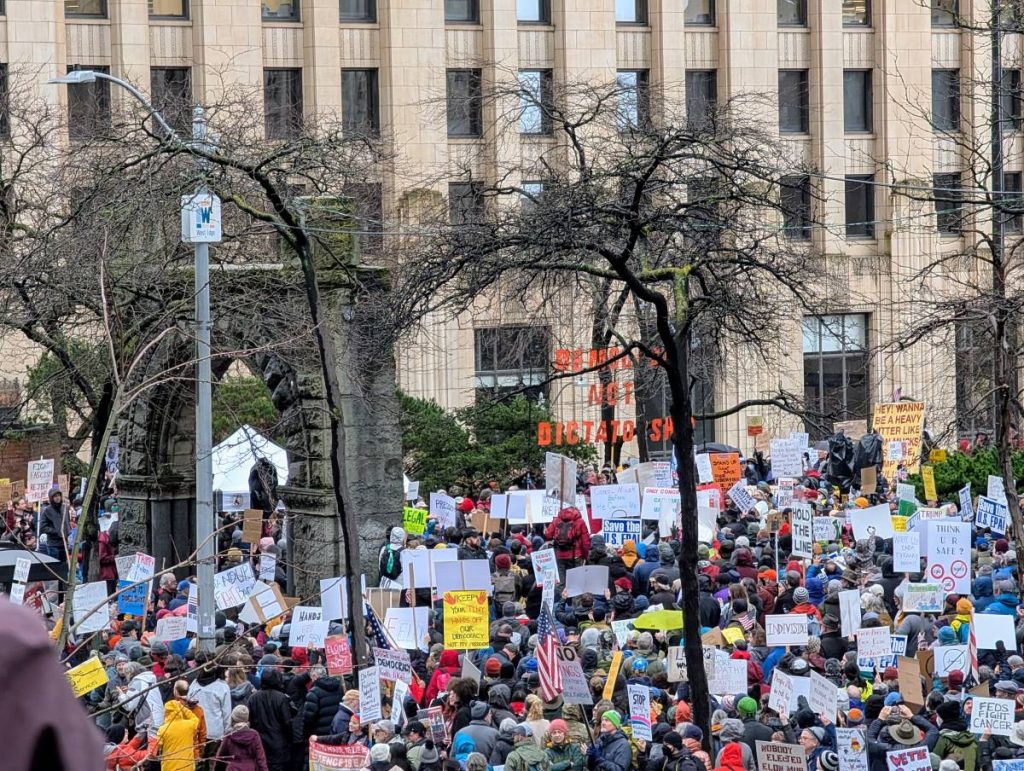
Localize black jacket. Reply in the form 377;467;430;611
298;676;343;740
39;491;67;542
247;671;294;771
741;717;775;756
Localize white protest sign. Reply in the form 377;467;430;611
401;548;458;590
392;678;410;725
974;613;1016;650
809;670;836;721
970;697;1016;737
259;553;277;581
13;557;30;584
545;452;578;506
559;658;593;705
770;438;803;478
590;484;641;519
531;548;559;587
489;494;508;520
756;742;805;771
976;496;1008;535
611;619;632;648
115;554;136;580
373;648;413;684
406;481;420;502
461;656;481;682
72;581;110;634
126;553;155;584
813;517;837;542
320;577;349;621
958;484;973;520
767;669;794;716
885;746;930;771
640;487;680;522
289;606;328;648
696;454;713;484
707;657;747;695
429;493;457;529
26;458;54;503
836;727;868;771
892;532;921;573
186;586;198;633
926;520;971;594
934;645;969;677
565;565;609;597
359;665;382;722
434;560;492;597
901;583;942;613
988;474;1008;505
627;684;652;741
790;504;813;558
896;483;916;502
213;563;257;610
765;615;809;647
154;616;188;642
505;493;527;522
239;581;285;625
856;626;892;659
727;480;756;514
9;582;25;605
839;590;862;636
850;503;895;540
384;607;430;652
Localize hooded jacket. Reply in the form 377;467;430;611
487;684;516;727
39;489;68;543
214;726;270;771
188;672;233;740
247;669;293;771
713;743;746;771
933;729;978;771
300;675;344;740
507;738;552;771
589;729;632;771
155;700;201;771
545;508;591;561
121;670;166;740
424;650;461;705
972;577;995;611
984;594;1019;616
732;549;758;582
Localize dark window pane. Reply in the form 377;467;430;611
843;0;869;25
934;172;962;234
932;69;960;131
519;70;552;135
1004;172;1023;233
447;69;482;137
955;320;996;438
264;69;303;140
685;0;714;25
517;0;549;22
340;0;375;21
474;326;550;403
845;174;874;238
802;314;870;437
342;69;380;136
686;70;717;131
262;0;298;20
449;182;484;225
1001;70;1021;131
778;70;809;133
778;0;806;26
344;182;383;255
445;0;478;22
0;65;9;139
67;65;111;140
150;0;187;16
932;0;957;27
615;0;647;23
781;175;811;240
150;67;192;134
616;70;649;130
65;0;106;16
843;69;872;132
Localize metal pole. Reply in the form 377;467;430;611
193;105;216;652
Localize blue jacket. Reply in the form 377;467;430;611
972;577;994;611
984;594;1019;615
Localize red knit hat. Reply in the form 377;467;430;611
458;497;475;513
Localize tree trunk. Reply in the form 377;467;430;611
85;381;115;583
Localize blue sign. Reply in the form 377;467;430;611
117;579;147;616
977;496;1008;535
602;518;642;547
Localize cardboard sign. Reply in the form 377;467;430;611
590;484;641;519
892;532;921;573
835;419;868;441
602;518;642;547
898;656;924;709
373;647;413;684
565;565;609;597
359;665;382;722
860;466;877;493
65;656;109;698
403;507;428;535
934;645;969;677
289;606;328;648
310;742;369;771
839;590;862;636
790;504;813;558
974;613;1016;650
242;509;263;544
239;581;287;625
603;651;623;701
627;683;652;741
926;520;971;594
325;636;353;676
545;452;578;506
885;746;930;771
710;453;742;486
756;741;806;771
873;401;926;479
442;590;489;649
766;614;809;647
976;496;1008;534
970;696;1016;736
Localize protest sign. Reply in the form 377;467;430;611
259;553;277;581
959;484;973;519
627;684;652;741
384;607;430;651
310;743;369;771
461;656;481;683
874;401;925;479
213;563;257;610
926;520;971;593
640;487;680;523
611;619;631;648
994;762;1024;771
974;613;1016;650
850;503;895;540
809;670;836;721
861;466;877;493
565;565;609;597
426;706;448;745
839;590;861;636
970;697;1016;736
359;665;382;722
921;465;937;501
325;636;353;676
777;478;795;509
886;747;930;771
126;553;155;584
239;582;286;626
602;518;642;547
429;493;457;529
756;741;805;771
857;626;892;659
186;589;198;633
976;496;1008;535
813;517;838;542
767;669;794;716
545;452;578;506
435;560;493;597
898;656;924;709
766;615;809;647
289;606;328;648
154;616;187;642
442;590;489;649
505;493;527;522
65;656;108;698
115;554;136;581
242;509;263;544
319;577;349;622
374;647;413;684
727;480;756;514
836;727;868;771
696;454;713;483
835;419;868;441
988;474;1008;504
707;658;747;695
531;548;559;587
402;507;428;535
905;581;942;614
934;645;969;677
710;453;742;486
406;481;420;501
666;646;687;682
559;658;593;705
13;557;30;585
892;532;921;573
790;504;813;558
770;438;804;478
25;458;54;503
73;581;110;634
590;484;641;519
117;579;147;616
401;548;458;590
602;651;623;701
8;582;24;605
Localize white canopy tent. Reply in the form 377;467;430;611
212;425;289;500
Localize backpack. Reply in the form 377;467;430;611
380;547;402;581
493;572;516;605
554;520;574;550
670;752;702;771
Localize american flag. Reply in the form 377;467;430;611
365;602;393;650
968;610;979;683
537;603;562;702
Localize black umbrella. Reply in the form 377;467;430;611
694;442;742;454
0;543;67;584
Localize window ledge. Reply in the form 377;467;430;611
65;17;111;24
844;132;876;138
445;22;483;28
150;18;191;24
517;22;554;29
263;19;302;25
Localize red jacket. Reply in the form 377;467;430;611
423;649;460;705
544;508;590;561
106;735;148;770
98;531;118;581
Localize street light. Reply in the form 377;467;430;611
50;69;220;652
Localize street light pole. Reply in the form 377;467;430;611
50;71;220;651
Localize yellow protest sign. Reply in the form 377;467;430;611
873;401;926;480
921;465;937;503
891;515;908;533
721;626;745;645
929;449;947;464
403;507;428;536
442;590;489;650
65;655;108;698
603;651;623;701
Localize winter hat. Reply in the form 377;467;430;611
495;554;511;570
938;626;957;645
370;743;392;763
819;751;840;771
938;762;959;771
883;667;899;681
847;709;864;726
548;719;569;734
485;657;502;676
470;701;490;720
457;497;475;513
996;538;1010;553
937;700;962;723
955;598;973;614
697;544;710;559
681;724;702;742
663;731;683;750
735;536;750;549
793;587;810;604
614;577;633;593
231;705;250;725
637;632;654;652
884;693;903;707
512;723;533;737
634;596;650;612
737;696;758;717
602;711;623;729
420;741;440;765
947;670;965;688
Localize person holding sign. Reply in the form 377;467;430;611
544;506;591;575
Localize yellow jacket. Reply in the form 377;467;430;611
155;700;200;771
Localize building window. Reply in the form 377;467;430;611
449;182;484;225
778;70;809;133
517;0;549;23
445;0;478;23
344;182;383;255
616;70;649;130
955;320;996;439
932;69;960;132
342;69;380;136
803;315;870;435
616;0;647;24
685;0;714;25
1001;70;1022;132
843;0;869;26
519;70;553;135
65;0;106;16
686;70;717;131
781;175;811;240
447;69;482;137
0;65;9;140
843;70;872;133
845;174;875;238
150;0;187;16
67;65;111;140
264;69;303;140
682;177;723;251
778;0;806;26
932;0;957;27
933;173;962;234
150;67;192;134
1004;172;1023;233
262;0;298;20
340;0;375;21
521;181;544;211
474;326;550;403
